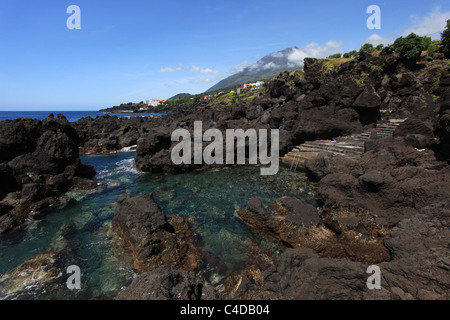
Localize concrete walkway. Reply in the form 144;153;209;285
282;120;405;171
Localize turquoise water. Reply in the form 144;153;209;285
0;152;317;300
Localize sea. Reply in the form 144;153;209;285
0;111;317;300
0;111;165;122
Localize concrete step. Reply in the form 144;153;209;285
301;142;364;150
283;120;405;171
361;132;393;137
377;127;398;131
377;124;399;128
282;151;321;161
299;144;363;155
376;127;397;131
286;148;349;158
281;154;316;170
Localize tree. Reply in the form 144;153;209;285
343;50;358;58
375;44;384;50
393;33;431;64
328;53;342;59
441;19;450;58
359;43;375;54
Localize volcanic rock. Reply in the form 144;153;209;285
236;197;390;264
112;193;203;273
0;117;96;234
116;266;217;300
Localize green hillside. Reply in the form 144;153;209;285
168;93;192;100
205;67;297;93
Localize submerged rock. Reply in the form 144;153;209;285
0;252;65;298
236;197;322;248
112;193;204;273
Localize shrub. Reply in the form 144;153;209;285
328;53;342;59
428;40;442;54
343;50;358;58
359;43;375;54
441;19;450;58
393;33;431;64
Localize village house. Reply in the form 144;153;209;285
145;99;166;107
237;81;265;94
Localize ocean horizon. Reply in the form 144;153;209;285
0;111;165;123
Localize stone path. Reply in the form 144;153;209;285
282;120;405;171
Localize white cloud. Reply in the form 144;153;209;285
159;65;223;76
249;61;263;71
365;34;394;46
158;66;182;73
190;65;223;76
403;6;450;38
163;77;216;88
262;62;279;70
287;41;343;67
190;77;215;84
287;50;309;67
230;63;251;74
226;41;344;74
158;67;175;73
270;51;285;58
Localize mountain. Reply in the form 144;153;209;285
205;47;303;93
168;93;192;100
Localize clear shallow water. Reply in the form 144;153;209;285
0;152;317;300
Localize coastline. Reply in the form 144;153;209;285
0;111;165;123
0;46;449;301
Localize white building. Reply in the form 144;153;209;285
242;81;265;89
238;81;265;94
146;99;166;107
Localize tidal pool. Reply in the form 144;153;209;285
0;151;317;300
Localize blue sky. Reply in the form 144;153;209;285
0;0;449;111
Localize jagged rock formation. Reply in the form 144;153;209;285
73;115;159;154
128;48;449;173
282;120;402;171
0;115;96;234
217;200;450;300
112;193;205;273
236;197;391;264
113;48;450;300
116;266;217;300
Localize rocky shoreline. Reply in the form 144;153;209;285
0;46;449;300
0;114;96;235
108;48;450;300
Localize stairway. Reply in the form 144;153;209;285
282;120;404;171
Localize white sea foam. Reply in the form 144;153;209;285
97;158;139;180
119;145;137;152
